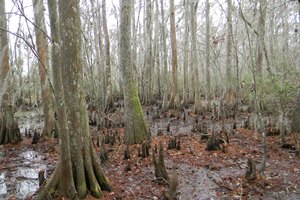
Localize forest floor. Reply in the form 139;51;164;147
0;105;300;200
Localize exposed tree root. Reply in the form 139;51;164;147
35;143;112;200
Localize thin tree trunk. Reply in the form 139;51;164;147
154;0;161;98
90;0;103;108
191;0;201;114
32;0;55;136
256;0;267;74
160;0;168;111
182;0;189;107
169;0;179;108
226;0;233;90
205;0;211;110
102;0;114;112
144;0;153;105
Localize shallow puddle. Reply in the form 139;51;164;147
0;150;47;199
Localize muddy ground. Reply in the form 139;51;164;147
0;105;300;200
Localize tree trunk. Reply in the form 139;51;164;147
191;0;201;114
169;0;179;108
154;0;161;98
36;0;112;199
120;0;149;144
144;0;153;105
182;0;189;107
89;0;103;109
46;0;76;197
256;0;267;74
0;0;21;145
32;0;55;136
205;0;211;110
0;0;10;103
102;0;114;112
225;0;233;90
160;0;169;111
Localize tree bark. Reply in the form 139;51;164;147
120;0;149;144
32;0;55;136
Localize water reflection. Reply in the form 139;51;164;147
0;150;47;199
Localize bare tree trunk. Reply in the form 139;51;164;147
191;0;201;114
144;0;153;105
226;0;233;90
256;0;267;74
169;0;179;108
0;0;21;145
36;0;112;198
102;0;114;112
160;0;168;111
182;0;189;107
154;0;161;98
120;0;149;144
89;0;103;109
32;0;55;136
205;0;211;110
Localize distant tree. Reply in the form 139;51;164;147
182;0;189;107
205;0;211;109
160;0;169;111
256;0;267;74
36;0;112;198
102;0;114;112
225;0;233;90
32;0;55;136
169;0;179;108
190;0;201;114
